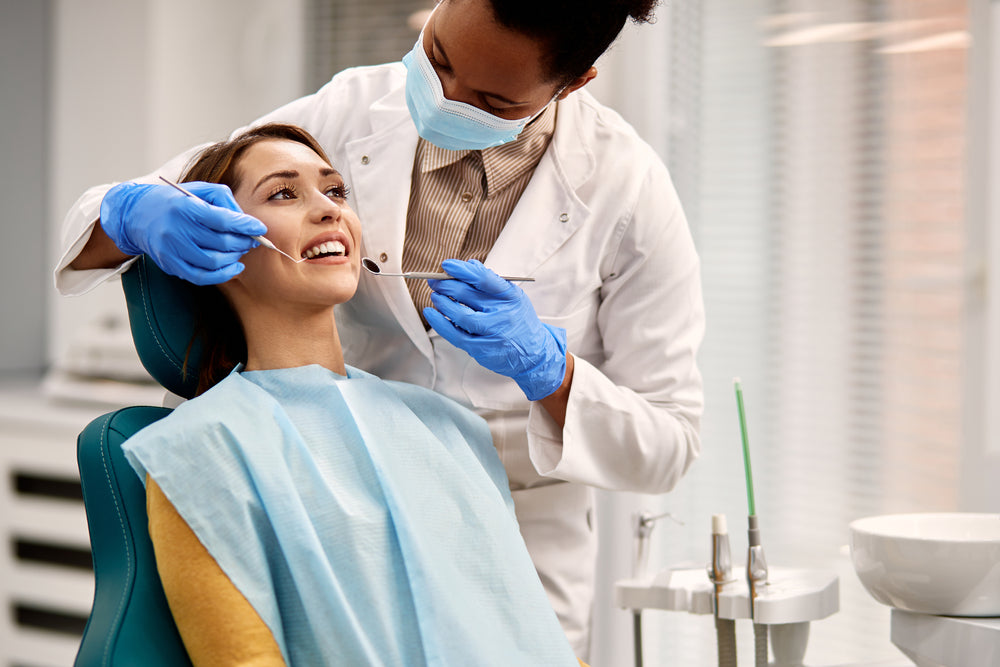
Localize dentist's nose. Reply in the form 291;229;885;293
439;76;478;109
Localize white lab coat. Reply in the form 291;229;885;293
55;62;705;656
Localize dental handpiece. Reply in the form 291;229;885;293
708;515;737;667
709;514;733;589
747;513;770;667
157;175;304;263
746;514;769;603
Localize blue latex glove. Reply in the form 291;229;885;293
100;181;267;285
423;259;567;401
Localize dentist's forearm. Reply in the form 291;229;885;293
538;352;575;428
69;219;132;270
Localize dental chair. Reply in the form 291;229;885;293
74;256;203;667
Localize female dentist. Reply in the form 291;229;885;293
55;0;705;657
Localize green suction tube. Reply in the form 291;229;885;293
734;378;755;517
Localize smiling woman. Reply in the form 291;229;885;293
121;123;584;666
177;124;361;394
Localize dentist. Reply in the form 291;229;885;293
55;0;705;657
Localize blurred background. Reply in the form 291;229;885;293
0;0;996;665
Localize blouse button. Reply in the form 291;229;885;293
559;213;569;223
361;155;370;165
460;192;473;203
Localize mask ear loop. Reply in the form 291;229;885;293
523;86;566;127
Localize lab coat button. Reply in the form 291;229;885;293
559;213;569;222
379;252;388;263
361;155;370;165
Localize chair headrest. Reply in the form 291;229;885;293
121;256;204;400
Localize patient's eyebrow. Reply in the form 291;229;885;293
253;167;342;195
253;170;299;195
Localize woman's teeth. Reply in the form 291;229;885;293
302;240;346;259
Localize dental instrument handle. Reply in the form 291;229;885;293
158;175;303;263
746;516;770;667
747;515;770;667
361;257;533;282
747;514;769;601
633;511;683;579
158;175;196;198
254;235;278;251
708;514;737;667
405;271;534;282
709;514;733;586
250;235;305;263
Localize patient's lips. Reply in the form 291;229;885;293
300;231;352;262
303;240;346;259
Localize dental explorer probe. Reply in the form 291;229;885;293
735;377;770;667
157;175;306;263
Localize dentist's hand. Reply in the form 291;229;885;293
424;259;567;401
100;181;267;285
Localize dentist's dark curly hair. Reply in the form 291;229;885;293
486;0;661;85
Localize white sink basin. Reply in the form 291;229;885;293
849;513;1000;617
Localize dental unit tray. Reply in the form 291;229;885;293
616;565;838;667
615;566;838;624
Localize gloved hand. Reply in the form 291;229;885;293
424;259;567;401
100;181;268;285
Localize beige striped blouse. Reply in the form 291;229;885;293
401;104;556;325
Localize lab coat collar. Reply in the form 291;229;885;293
344;77;432;363
544;89;598;191
482;92;595;281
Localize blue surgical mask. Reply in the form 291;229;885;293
402;34;551;151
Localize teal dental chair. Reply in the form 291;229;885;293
74;256;204;667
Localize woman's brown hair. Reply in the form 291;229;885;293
179;123;334;395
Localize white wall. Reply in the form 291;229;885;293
0;1;50;377
963;0;1000;511
47;0;307;374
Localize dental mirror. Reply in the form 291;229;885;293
361;257;534;282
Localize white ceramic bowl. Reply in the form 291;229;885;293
849;513;1000;617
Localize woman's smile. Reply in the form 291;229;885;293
300;230;353;263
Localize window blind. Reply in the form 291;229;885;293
623;0;971;664
306;0;429;90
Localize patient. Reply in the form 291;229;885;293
121;123;581;666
